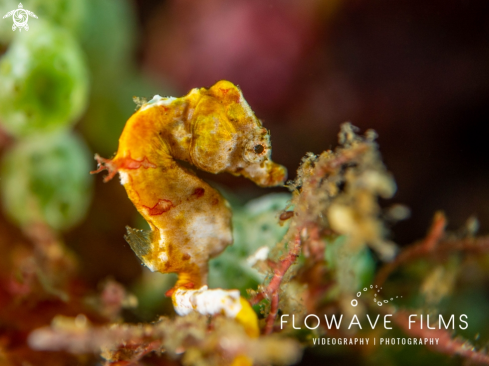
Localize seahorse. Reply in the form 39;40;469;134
91;80;286;340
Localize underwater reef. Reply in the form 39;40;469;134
1;1;489;365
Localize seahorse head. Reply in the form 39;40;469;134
189;80;287;187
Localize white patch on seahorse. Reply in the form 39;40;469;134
239;97;255;119
159;252;168;262
186;214;216;240
142;258;156;272
185;213;232;257
172;118;192;146
119;171;129;185
186;88;200;98
158;229;167;249
173;285;242;318
187;108;194;121
140;95;177;111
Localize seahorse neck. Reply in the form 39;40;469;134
115;96;197;167
166;91;207;163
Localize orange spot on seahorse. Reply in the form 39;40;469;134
219;88;240;102
165;282;195;297
143;199;175;215
182;253;191;261
119;156;157;170
192;187;205;198
90;154;157;182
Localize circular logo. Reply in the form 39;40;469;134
13;9;28;28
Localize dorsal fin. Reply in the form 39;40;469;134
124;226;151;259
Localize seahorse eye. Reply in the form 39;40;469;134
243;137;269;163
254;144;264;154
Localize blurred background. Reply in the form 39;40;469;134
138;0;489;249
0;0;488;365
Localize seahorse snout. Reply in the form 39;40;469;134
243;160;287;187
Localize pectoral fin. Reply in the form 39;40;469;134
124;226;152;260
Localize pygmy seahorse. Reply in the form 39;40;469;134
92;80;286;336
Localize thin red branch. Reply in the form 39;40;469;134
437;236;489;254
376;213;489;288
250;234;301;334
266;290;280;335
422;212;447;251
393;310;489;364
375;212;447;286
251;143;370;334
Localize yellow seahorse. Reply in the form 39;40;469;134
92;80;286;342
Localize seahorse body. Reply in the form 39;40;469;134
93;81;287;293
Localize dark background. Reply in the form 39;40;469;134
132;0;489;247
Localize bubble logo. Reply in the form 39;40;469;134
351;284;402;307
2;3;38;32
